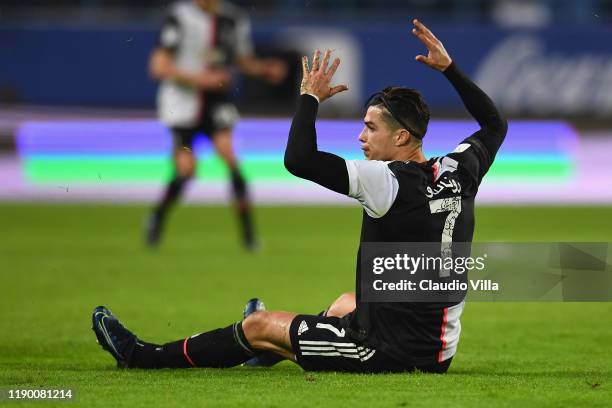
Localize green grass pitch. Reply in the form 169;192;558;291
1;204;611;407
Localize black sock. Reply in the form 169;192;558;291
130;322;254;369
155;176;188;219
230;169;255;245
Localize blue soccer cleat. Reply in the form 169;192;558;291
92;306;138;368
242;298;284;367
243;298;266;318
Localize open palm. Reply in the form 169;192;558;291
411;19;453;72
300;49;348;103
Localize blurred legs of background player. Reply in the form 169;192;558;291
146;125;256;250
145;0;288;250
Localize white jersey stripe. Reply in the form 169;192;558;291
438;301;465;362
298;340;357;347
301;350;375;361
299;345;371;356
362;350;376;361
298;341;377;361
300;346;358;353
302;352;361;358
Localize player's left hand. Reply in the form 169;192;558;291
412;19;453;72
300;49;348;103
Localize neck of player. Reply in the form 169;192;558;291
389;145;427;164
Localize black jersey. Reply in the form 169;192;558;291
284;63;507;367
341;134;492;366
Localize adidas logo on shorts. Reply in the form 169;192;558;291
297;320;309;336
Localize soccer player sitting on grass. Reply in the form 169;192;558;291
92;20;507;373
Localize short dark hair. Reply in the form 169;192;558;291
365;86;430;139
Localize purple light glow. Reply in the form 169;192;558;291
17;119;578;157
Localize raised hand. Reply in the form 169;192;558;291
300;49;349;103
412;19;453;72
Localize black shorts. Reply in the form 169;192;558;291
289;314;452;373
171;93;239;149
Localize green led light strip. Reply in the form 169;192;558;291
22;155;572;183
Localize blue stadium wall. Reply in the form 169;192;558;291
2;22;612;115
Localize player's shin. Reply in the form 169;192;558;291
156;175;189;217
230;169;256;248
131;322;254;368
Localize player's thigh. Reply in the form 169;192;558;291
326;292;356;318
290;314;408;373
242;311;297;360
203;101;240;169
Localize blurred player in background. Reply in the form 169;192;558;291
146;0;287;249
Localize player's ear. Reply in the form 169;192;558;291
394;129;411;147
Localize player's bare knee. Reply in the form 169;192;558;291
241;311;270;345
327;292;355;317
176;162;196;179
183;167;196;179
175;150;196;178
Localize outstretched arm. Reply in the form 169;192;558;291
149;47;231;90
411;19;508;160
284;50;350;194
236;56;288;85
231;11;288;85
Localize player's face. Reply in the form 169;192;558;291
359;106;397;161
194;0;220;13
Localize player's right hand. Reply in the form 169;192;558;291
198;69;232;91
300;49;348;103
